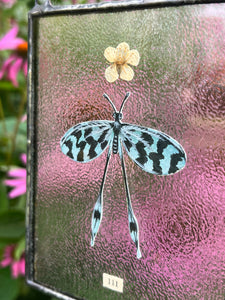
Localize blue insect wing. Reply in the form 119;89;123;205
121;124;186;175
60;120;113;163
60;94;187;259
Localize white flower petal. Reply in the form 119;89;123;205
126;49;140;66
119;64;134;81
104;47;116;63
116;42;130;52
115;42;130;64
105;64;119;82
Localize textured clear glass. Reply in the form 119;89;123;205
33;3;225;299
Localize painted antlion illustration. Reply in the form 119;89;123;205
60;92;186;258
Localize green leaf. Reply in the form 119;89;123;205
15;193;26;211
0;81;21;92
0;241;10;252
15;133;27;154
0;183;8;214
0;117;15;134
18;121;26;135
11;1;29;24
14;238;25;261
0;210;25;242
0;118;27;161
0;267;20;300
0;117;26;135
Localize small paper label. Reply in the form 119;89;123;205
103;273;123;293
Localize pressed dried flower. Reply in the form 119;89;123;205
104;42;140;82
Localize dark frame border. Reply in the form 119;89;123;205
26;0;225;299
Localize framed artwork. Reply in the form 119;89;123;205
26;0;225;299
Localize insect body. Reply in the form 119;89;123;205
60;93;186;259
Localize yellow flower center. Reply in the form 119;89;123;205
116;50;127;65
16;41;28;57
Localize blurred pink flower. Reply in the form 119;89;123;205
21;114;27;122
0;25;27;86
4;154;26;198
0;245;25;278
0;0;16;8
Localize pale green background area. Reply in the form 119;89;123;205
33;3;225;300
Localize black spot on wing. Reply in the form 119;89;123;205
69;129;87;161
77;150;84;162
98;129;108;143
64;140;74;159
168;152;185;174
101;140;108;150
86;128;110;159
136;141;148;165
64;123;111;161
157;138;171;154
124;138;132;151
84;127;92;137
141;132;154;146
70;130;87;151
71;129;82;140
86;136;98;159
87;126;111;160
149;138;170;174
149;152;164;174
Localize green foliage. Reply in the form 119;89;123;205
0;210;25;242
0;183;8;214
0;267;20;300
0;0;91;299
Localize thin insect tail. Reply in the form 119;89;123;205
91;142;112;247
119;92;130;114
118;140;142;259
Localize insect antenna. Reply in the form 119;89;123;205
103;93;117;113
119;92;130;114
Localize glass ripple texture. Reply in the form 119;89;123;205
27;1;225;299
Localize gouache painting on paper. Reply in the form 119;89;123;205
60;91;187;259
